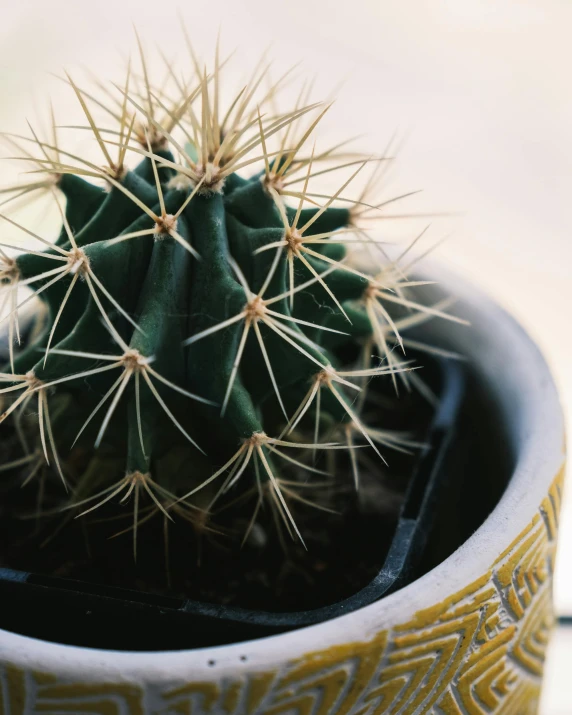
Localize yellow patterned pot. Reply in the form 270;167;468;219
0;266;565;715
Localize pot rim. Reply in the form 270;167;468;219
0;261;564;679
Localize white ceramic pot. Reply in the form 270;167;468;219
0;264;565;715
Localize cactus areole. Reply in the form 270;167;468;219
0;36;466;616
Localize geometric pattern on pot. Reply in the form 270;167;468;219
0;466;563;714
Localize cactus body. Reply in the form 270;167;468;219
0;39;461;550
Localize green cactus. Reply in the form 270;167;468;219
0;36;465;555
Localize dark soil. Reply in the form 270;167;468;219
0;355;516;651
0;364;435;615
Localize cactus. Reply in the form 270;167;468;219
0;35;465;556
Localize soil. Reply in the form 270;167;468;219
0;361;435;615
0;355;516;650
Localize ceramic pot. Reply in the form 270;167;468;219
0;264;565;715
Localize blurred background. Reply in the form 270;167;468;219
0;1;569;710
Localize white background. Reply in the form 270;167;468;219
0;1;570;711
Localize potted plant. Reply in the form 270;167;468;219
0;31;564;714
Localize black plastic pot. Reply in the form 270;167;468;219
0;358;464;651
